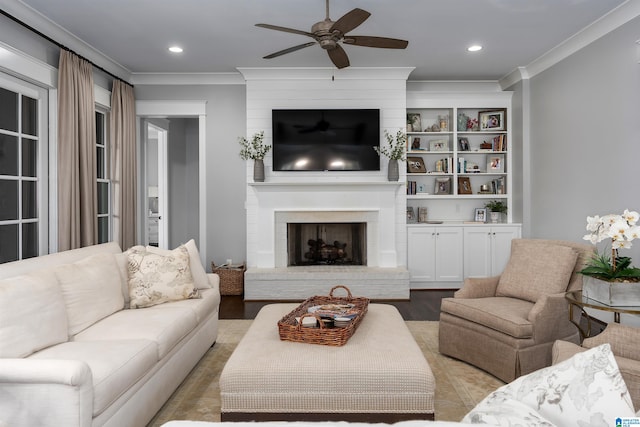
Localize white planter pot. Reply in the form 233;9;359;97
582;275;640;306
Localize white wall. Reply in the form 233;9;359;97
134;84;247;270
239;67;412;269
526;16;640;324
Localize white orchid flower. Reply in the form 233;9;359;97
585;215;601;232
623;209;639;226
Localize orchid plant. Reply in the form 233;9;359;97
238;131;271;160
581;209;640;282
374;129;406;161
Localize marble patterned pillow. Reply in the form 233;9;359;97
463;343;636;426
127;246;199;308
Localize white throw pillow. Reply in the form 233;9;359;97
54;252;125;336
145;239;210;289
0;271;69;357
463;343;636;426
127;246;199;308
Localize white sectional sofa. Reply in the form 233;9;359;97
0;240;220;427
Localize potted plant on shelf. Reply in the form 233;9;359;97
238;131;270;182
484;200;507;223
580;209;640;305
374;129;406;181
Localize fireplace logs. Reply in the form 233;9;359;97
305;239;348;264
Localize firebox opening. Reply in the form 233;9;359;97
287;222;367;266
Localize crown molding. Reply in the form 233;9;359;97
130;72;245;86
237;67;415;81
499;0;640;88
2;0;132;82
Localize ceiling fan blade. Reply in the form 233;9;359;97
343;36;409;49
327;44;350;69
263;42;316;59
330;8;371;34
255;23;316;38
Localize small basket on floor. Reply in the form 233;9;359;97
211;262;246;296
277;285;370;346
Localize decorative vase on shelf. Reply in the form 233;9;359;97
253;159;265;182
490;211;501;223
388;159;399;181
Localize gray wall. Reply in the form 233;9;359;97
134;84;247;270
527;16;640;263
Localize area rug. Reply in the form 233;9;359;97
147;320;504;426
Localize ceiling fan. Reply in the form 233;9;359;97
255;0;409;69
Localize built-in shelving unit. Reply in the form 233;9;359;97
404;92;521;289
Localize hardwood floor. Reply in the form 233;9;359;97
219;289;455;321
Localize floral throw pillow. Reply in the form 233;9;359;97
127;246;199;309
463;343;635;426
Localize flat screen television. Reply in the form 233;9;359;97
272;109;380;171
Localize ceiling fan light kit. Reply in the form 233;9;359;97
256;0;408;69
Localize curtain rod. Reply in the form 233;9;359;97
0;8;134;88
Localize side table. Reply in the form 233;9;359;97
565;290;640;339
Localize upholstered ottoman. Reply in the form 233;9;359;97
220;303;435;422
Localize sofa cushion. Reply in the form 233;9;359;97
149;287;220;322
440;296;534;338
73;306;197;359
54;252;125;336
0;272;69;358
145;239;211;289
496;240;578;303
464;343;636;425
30;339;157;417
127;246;199;308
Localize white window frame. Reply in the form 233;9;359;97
95;108;112;243
0;72;49;261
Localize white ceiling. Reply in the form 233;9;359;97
10;0;630;81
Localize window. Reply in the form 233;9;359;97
96;110;111;244
0;76;47;263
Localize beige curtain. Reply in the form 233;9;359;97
57;50;96;251
110;80;137;250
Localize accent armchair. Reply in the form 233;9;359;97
438;239;594;382
553;323;640;411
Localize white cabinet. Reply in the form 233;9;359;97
408;226;463;288
463;225;521;278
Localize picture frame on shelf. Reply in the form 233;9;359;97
435;177;451;195
418;207;428;223
410;136;422;150
407;156;426;173
407;207;415;222
417;183;427;193
478;109;506;131
407;113;422;132
486;154;505;173
429;139;448;152
458;177;472;194
474;208;487;223
458;137;470;151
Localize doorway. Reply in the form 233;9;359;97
144;121;168;248
136;100;207;264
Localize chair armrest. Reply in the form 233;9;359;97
583;323;640;361
0;359;93;427
528;293;576;343
454;276;500;298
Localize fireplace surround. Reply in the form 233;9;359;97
244;182;410;300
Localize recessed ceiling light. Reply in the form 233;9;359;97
168;46;183;53
467;45;483;52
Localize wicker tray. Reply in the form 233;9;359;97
277;285;370;346
211;262;246;296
